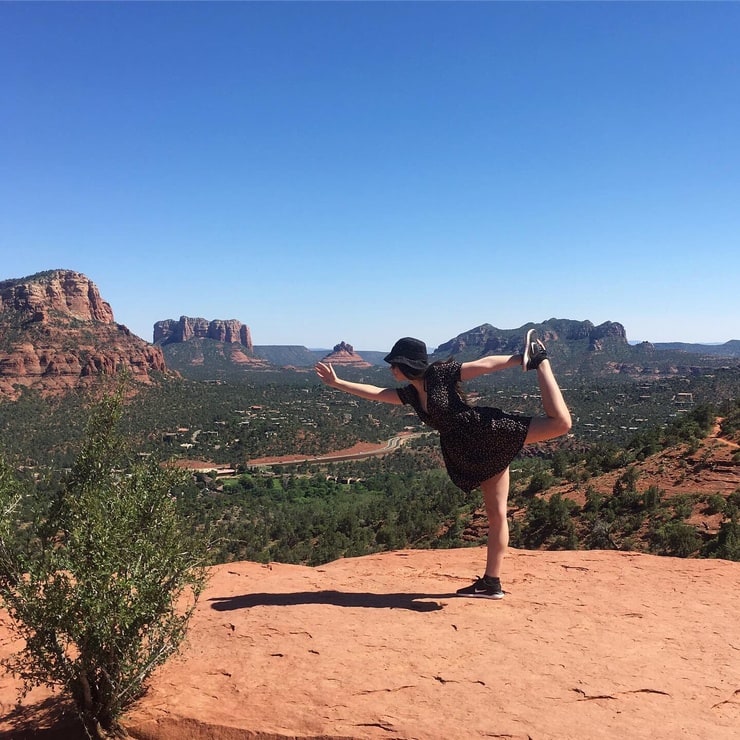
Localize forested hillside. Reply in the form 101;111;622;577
1;360;738;564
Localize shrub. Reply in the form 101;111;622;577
727;490;740;510
672;494;697;520
703;517;740;561
526;469;556;494
0;387;210;738
651;521;701;558
518;493;579;549
704;493;727;516
642;485;663;511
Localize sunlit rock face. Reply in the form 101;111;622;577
0;269;166;399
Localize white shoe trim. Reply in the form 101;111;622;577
522;329;535;371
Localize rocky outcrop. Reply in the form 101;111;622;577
3;548;738;739
320;341;372;368
542;318;628;343
0;269;115;324
154;317;253;350
0;270;166;399
436;319;630;357
154;317;267;377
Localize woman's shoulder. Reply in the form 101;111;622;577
428;358;461;380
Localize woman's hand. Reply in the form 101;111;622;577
315;361;338;387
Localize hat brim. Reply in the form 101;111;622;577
383;354;429;370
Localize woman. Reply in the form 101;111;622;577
315;330;572;599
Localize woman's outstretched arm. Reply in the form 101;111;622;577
460;354;521;381
315;362;403;405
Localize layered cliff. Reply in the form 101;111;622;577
0;268;117;324
153;316;268;378
153;316;253;349
0;270;166;399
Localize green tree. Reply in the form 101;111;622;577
642;485;663;511
0;387;210;739
702;515;740;561
651;521;701;558
526;469;556;494
518;493;579;549
612;465;640;497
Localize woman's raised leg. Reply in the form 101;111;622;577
525;359;572;444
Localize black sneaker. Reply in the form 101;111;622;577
455;575;504;600
522;329;548;371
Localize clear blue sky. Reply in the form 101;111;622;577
2;2;739;350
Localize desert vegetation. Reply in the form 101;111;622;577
0;366;738;577
0;388;210;738
150;398;739;566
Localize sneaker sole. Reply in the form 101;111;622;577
456;591;505;600
522;328;535;372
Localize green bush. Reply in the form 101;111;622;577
0;387;210;738
651;521;701;558
517;493;580;549
642;485;663;511
526;469;556;494
704;493;727;516
703;517;740;561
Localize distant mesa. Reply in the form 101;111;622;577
320;341;372;368
2;274;736;399
154;316;253;350
0;269;166;400
153;316;270;375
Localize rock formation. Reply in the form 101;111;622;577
320;341;372;368
153;317;253;350
0;270;166;399
435;319;629;357
0;268;115;324
153;316;267;376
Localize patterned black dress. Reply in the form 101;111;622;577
396;359;531;493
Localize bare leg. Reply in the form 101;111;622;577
480;468;510;578
525;359;572;444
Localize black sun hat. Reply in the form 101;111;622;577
383;337;429;371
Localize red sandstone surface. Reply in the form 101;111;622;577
2;547;739;739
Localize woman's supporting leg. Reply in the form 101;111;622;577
525;359;572;444
480;468;510;578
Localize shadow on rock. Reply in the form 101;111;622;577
209;590;456;612
2;696;86;740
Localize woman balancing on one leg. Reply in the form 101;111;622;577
315;329;572;600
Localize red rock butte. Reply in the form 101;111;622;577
0;269;115;324
0;270;166;399
153;316;253;350
321;341;372;368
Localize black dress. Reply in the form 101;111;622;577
396;359;531;493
